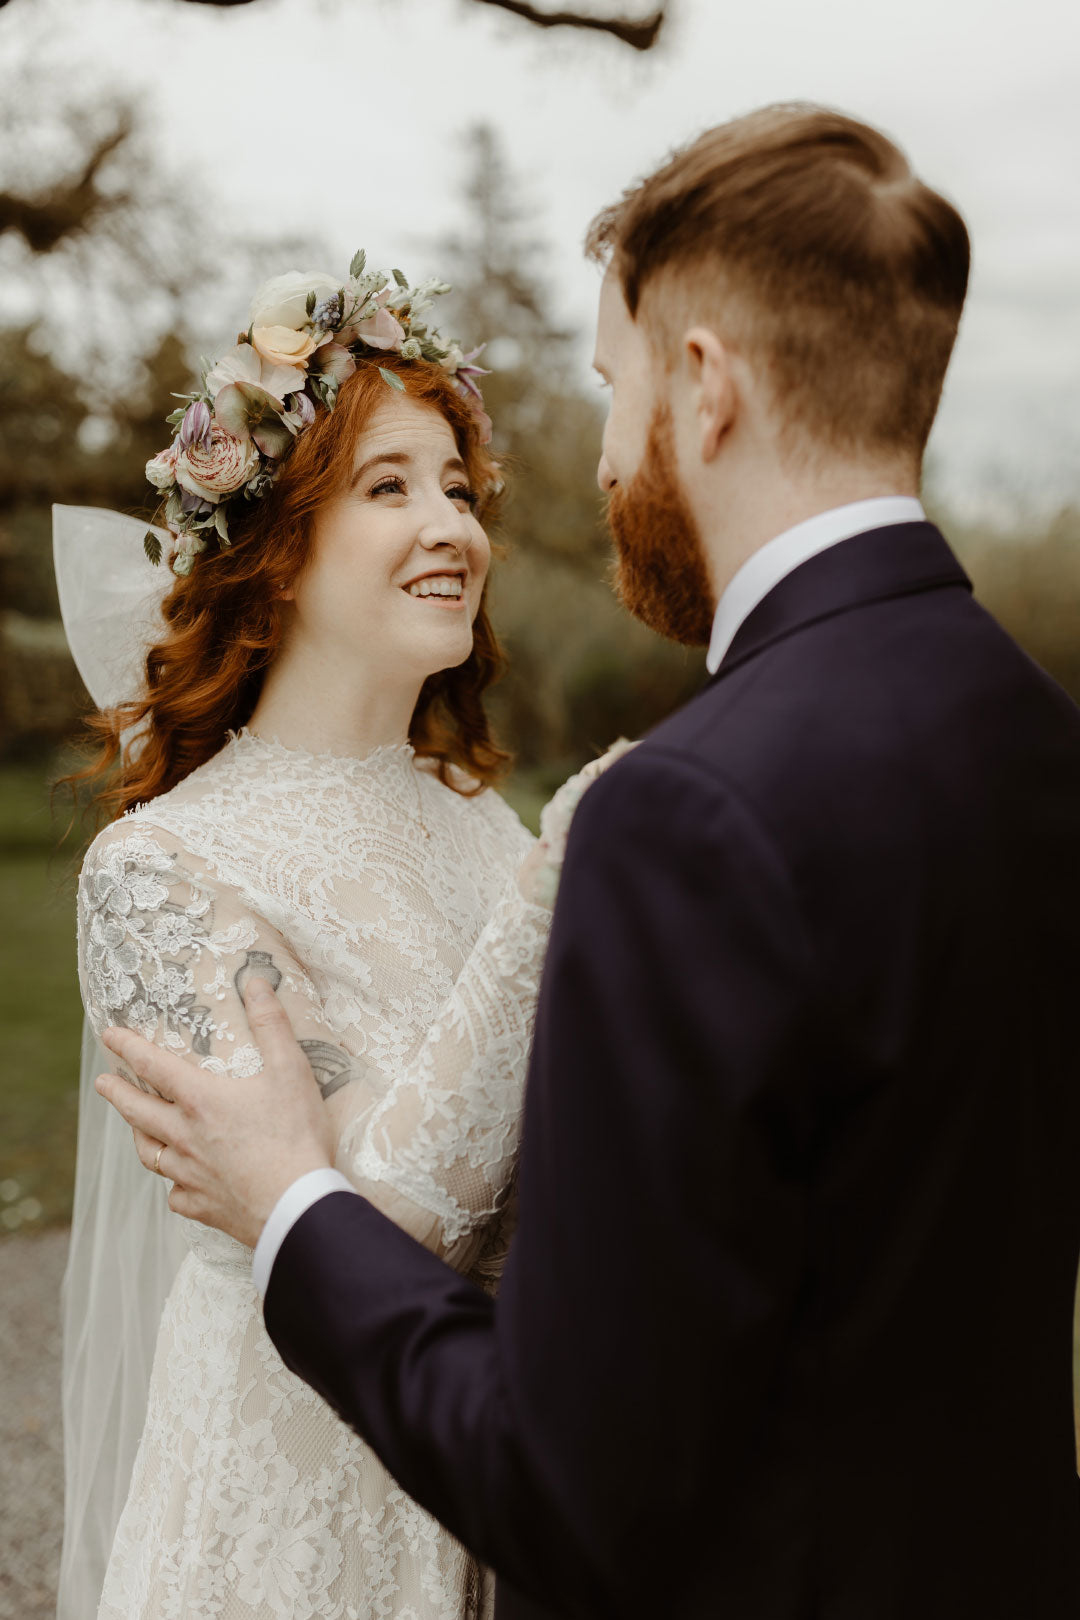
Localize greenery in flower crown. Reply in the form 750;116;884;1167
143;250;492;575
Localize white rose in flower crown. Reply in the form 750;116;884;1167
145;442;178;492
251;325;319;369
249;270;341;333
174;423;260;501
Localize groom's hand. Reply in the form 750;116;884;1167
95;980;335;1249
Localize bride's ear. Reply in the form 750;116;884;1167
682;326;737;463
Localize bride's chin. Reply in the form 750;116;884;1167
408;631;475;680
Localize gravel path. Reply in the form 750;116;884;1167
0;1228;68;1620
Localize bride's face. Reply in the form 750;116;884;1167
288;393;491;684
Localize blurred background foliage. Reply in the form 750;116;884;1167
1;94;1079;1236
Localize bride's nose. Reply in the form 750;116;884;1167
416;496;474;554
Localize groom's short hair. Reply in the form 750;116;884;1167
586;104;970;464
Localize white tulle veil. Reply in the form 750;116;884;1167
53;505;188;1619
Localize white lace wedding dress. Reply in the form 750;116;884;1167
75;728;551;1620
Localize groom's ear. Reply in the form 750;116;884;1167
682;326;737;463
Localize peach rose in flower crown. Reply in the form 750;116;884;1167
251;325;320;369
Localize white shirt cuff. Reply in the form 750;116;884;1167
252;1167;357;1298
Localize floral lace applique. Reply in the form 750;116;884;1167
80;827;260;1060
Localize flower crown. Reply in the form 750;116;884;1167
144;251;491;575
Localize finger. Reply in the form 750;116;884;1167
96;1071;177;1142
102;1027;195;1104
168;1183;204;1222
132;1130;165;1173
132;1126;165;1165
240;978;310;1079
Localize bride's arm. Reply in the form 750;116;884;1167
332;796;553;1263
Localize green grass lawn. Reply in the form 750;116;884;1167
0;759;86;1232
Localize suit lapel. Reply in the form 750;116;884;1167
709;522;972;683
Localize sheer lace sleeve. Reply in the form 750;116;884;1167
77;822;342;1086
334;870;551;1260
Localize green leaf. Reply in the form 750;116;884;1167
213;505;231;545
350;249;366;279
250;414;296;459
393;268;408;289
378;367;406;393
143;530;163;567
305;289;317;317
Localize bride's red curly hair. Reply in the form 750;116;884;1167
71;354;511;825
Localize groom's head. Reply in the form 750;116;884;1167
587;103;970;644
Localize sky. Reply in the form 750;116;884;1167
5;0;1079;522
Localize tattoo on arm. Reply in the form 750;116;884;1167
233;949;283;1002
233;949;359;1100
299;1041;356;1100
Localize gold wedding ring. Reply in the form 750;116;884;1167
154;1143;165;1177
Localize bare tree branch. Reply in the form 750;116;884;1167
469;0;666;48
0;117;132;253
170;0;667;49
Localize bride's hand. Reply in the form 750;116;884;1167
517;738;639;909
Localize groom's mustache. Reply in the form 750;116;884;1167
606;409;716;648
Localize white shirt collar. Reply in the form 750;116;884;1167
705;496;927;674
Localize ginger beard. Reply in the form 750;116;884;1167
606;405;716;647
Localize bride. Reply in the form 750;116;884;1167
55;257;596;1620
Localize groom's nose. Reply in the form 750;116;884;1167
597;454;616;494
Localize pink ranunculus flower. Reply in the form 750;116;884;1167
145;442;179;492
174;423;260;502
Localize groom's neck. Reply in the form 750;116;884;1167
695;449;921;603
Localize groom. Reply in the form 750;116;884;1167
98;105;1080;1617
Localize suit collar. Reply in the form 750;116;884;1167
709;522;971;682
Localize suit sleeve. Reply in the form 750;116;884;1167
264;745;820;1615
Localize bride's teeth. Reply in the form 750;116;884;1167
407;577;463;598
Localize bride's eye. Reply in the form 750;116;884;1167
370;476;406;498
446;484;478;508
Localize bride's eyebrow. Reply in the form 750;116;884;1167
351;451;411;488
351;452;470;488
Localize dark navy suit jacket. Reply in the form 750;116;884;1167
266;523;1080;1618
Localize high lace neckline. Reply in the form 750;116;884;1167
229;726;416;777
